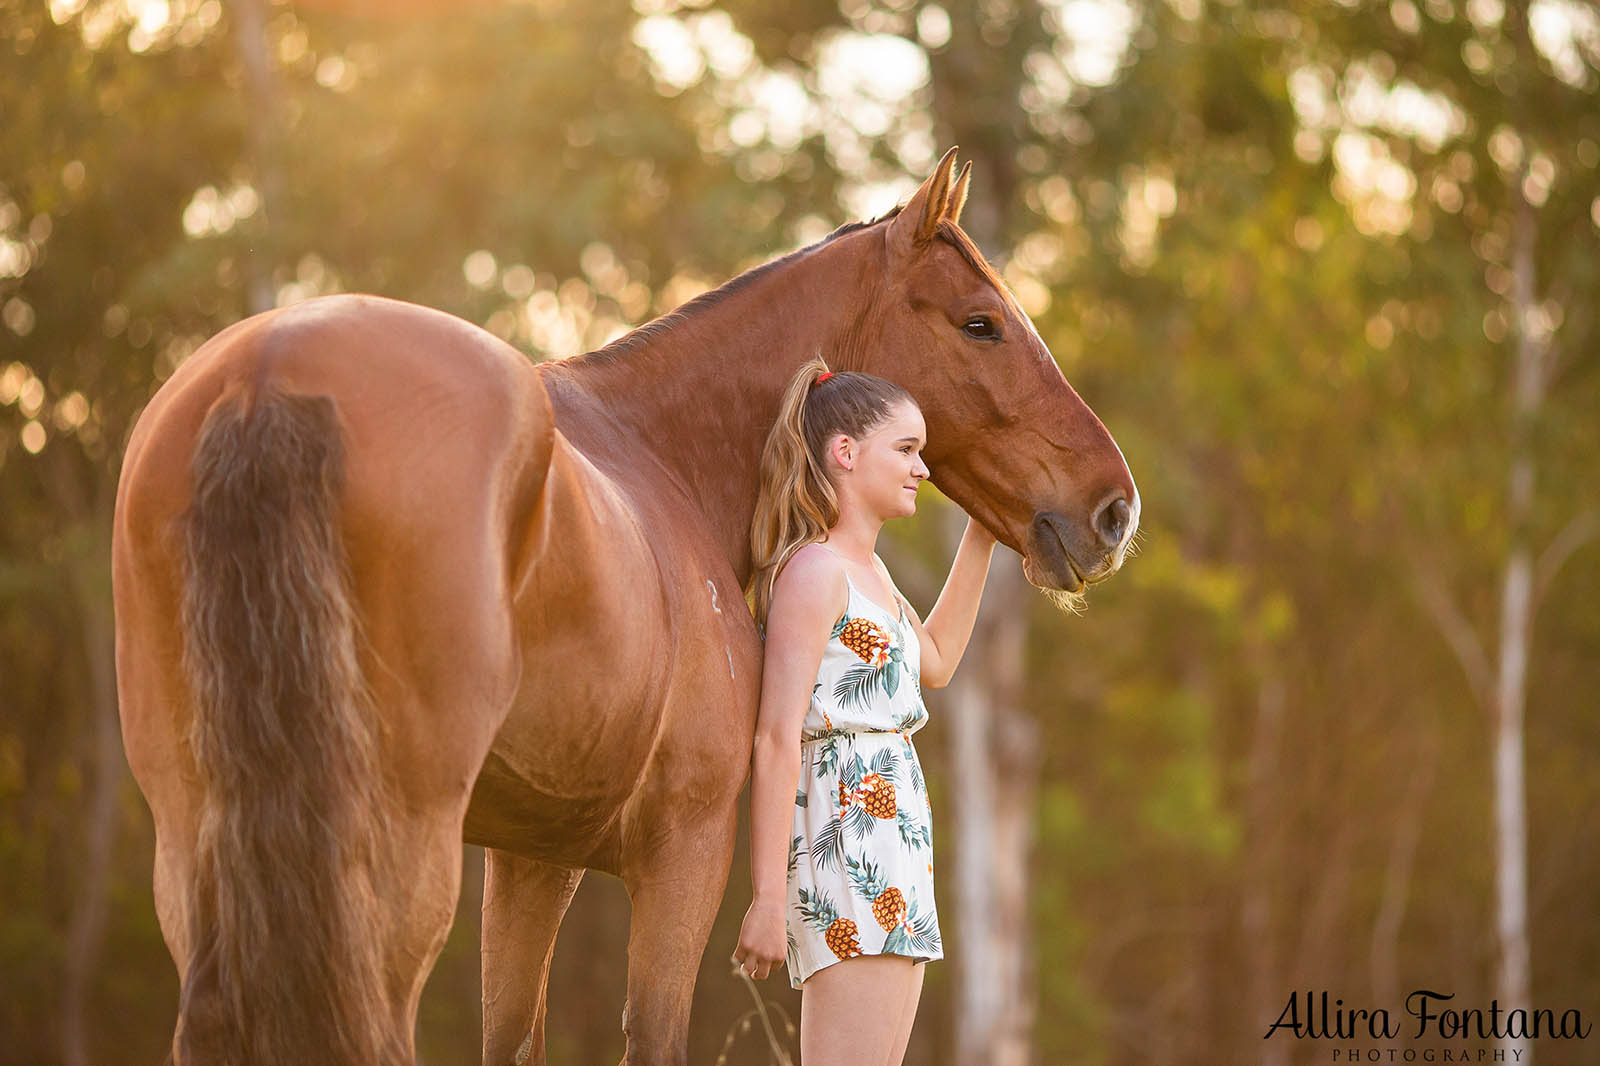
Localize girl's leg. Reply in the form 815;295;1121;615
883;960;926;1066
799;954;921;1066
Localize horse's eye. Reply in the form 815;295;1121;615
962;317;997;340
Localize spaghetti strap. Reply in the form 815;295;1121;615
814;543;903;623
846;573;904;625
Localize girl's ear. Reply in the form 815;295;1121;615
828;433;854;472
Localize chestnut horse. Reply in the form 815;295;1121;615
112;147;1139;1066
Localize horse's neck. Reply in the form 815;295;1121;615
543;229;882;585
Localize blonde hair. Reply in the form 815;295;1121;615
747;357;916;630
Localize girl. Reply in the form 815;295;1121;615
732;358;997;1065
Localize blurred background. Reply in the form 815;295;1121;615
2;0;1598;1063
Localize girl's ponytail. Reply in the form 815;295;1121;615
747;358;913;630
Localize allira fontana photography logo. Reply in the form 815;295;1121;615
1264;989;1591;1063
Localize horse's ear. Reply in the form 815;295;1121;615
886;146;960;260
946;160;973;227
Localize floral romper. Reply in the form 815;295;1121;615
785;554;942;989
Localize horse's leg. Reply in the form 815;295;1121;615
481;851;586;1066
617;810;741;1066
380;804;484;1036
114;533;202;989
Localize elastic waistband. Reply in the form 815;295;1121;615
799;728;906;745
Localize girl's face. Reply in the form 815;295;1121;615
829;399;930;519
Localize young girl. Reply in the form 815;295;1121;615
732;358;997;1065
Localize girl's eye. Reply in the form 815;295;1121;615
962;317;998;340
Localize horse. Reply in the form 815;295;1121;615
111;146;1140;1066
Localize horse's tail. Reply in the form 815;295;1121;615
176;381;404;1066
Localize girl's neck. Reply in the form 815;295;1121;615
821;514;883;565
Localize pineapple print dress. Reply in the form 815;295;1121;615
785;561;942;989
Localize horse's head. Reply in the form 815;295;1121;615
860;147;1139;597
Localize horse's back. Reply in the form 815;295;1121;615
123;293;549;533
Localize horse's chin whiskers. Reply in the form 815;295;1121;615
1040;584;1088;616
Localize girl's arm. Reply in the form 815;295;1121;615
734;546;846;979
881;517;997;689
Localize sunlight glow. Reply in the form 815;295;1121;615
916;4;951;48
57;0;223;48
181;184;259;238
462;250;497;290
0;363;32;406
1291;61;1466;152
49;0;87;23
1530;0;1600;89
1332;131;1417;237
631;10;753;94
53;392;90;432
815;32;928;128
1041;0;1136;88
17;373;46;419
315;55;358;92
272;254;341;308
1118;168;1177;271
2;298;35;338
1288;56;1471;239
736;69;812;150
133;0;169;35
813;32;932;196
0;238;31;280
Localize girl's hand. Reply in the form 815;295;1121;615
731;898;787;981
965;515;998;547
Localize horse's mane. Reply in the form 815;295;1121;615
576;203;906;367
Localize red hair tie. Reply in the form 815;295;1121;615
814;371;834;386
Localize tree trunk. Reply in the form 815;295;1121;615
1493;548;1532;1064
1492;189;1541;1066
1369;714;1440;1012
1492;6;1544;1052
53;456;123;1066
947;544;1037;1066
1242;669;1287;1066
231;0;286;314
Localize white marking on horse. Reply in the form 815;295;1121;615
709;581;734;677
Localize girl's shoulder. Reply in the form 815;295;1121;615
777;541;845;588
788;540;838;564
772;543;849;615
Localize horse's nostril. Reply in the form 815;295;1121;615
1094;495;1130;548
